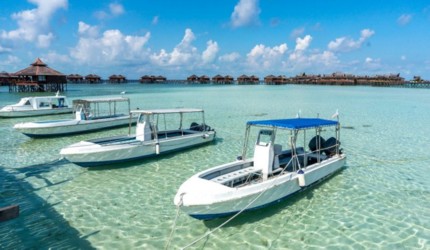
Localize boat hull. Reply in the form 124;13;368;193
0;108;73;118
14;115;131;137
60;131;216;167
176;155;346;220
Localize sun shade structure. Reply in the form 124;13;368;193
247;118;338;130
10;58;67;92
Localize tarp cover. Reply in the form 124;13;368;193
247;118;338;130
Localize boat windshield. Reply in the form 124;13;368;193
17;98;32;106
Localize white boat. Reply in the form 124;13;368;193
174;117;346;220
60;108;216;167
0;94;72;118
14;97;132;137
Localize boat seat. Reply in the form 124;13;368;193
306;152;328;162
212;167;261;185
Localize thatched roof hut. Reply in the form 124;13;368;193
199;75;210;84
225;75;234;84
140;75;154;83
67;74;84;83
155;75;166;82
212;74;224;84
85;74;102;83
109;74;127;83
187;74;199;83
12;58;67;92
0;71;17;86
15;58;66;82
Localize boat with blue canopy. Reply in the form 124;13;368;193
174;115;346;220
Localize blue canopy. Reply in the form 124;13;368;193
247;118;338;130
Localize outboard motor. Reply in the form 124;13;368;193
190;122;212;131
308;135;325;152
323;137;339;156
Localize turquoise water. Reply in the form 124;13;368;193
1;84;429;249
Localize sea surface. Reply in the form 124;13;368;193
0;83;429;249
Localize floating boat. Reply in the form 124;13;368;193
0;93;72;118
174;117;346;220
14;97;132;138
60;108;216;167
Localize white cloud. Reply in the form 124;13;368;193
109;3;124;16
94;11;108;20
328;29;375;52
295;35;312;51
202;40;219;64
401;55;406;61
151;28;218;68
219;52;241;62
290;27;305;39
1;0;67;47
151;29;200;66
152;16;159;25
0;55;20;67
44;51;71;64
230;0;261;28
247;43;288;69
37;33;54;48
70;24;151;65
289;35;312;62
0;45;12;53
95;2;125;20
364;57;381;70
78;21;99;38
397;14;412;26
309;51;339;66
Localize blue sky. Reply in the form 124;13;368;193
1;0;429;79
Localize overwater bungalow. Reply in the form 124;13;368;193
237;74;250;84
187;74;199;83
109;74;127;83
0;71;17;86
85;74;102;83
212;74;224;84
10;58;67;92
140;75;154;83
139;75;167;83
264;75;286;85
250;75;260;84
289;72;405;86
67;74;84;83
155;75;167;83
225;75;234;84
199;75;210;84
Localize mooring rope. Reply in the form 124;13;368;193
180;167;297;250
180;187;268;250
165;193;185;250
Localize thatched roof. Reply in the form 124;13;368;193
14;58;65;76
85;74;101;79
0;71;11;78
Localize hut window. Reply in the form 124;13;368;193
38;75;46;81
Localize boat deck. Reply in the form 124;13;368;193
88;129;202;146
211;147;331;187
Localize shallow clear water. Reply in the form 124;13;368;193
1;84;429;249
